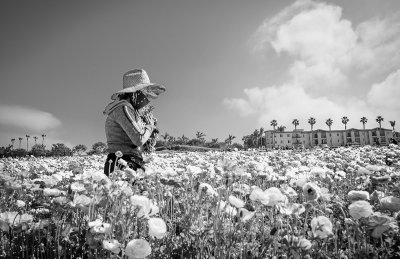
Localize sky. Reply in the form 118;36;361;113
1;0;400;149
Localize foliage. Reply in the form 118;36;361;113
1;145;400;258
51;143;72;156
91;142;107;155
72;144;88;155
31;144;47;157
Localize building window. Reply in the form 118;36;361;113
329;133;331;136
337;133;339;136
288;140;290;143
280;134;283;137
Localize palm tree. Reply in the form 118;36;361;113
341;116;349;146
196;131;206;143
26;135;30;151
360;117;368;145
18;137;23;149
376;116;384;129
277;126;286;132
258;127;264;147
341;116;349;130
178;134;189;145
161;132;170;142
389;120;396;131
41;134;46;146
226;135;236;146
270;120;277;148
11;138;15;150
292;119;299;131
308;117;316;147
360;117;368;130
325;118;333;146
211;138;218;144
33;136;38;145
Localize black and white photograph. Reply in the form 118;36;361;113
1;0;400;258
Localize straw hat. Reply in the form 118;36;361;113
111;69;166;100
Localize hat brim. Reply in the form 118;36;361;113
111;83;166;100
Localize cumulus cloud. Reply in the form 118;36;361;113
0;104;62;132
225;0;400;130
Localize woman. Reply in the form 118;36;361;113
103;69;166;176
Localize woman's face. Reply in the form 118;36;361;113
132;91;150;109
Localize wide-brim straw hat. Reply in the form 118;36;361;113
111;69;166;100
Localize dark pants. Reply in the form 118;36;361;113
104;153;144;176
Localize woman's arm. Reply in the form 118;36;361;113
115;104;156;147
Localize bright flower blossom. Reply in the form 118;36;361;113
349;200;373;220
148;217;167;239
125;239;152;259
302;182;320;201
348;190;370;201
380;196;400;212
102;239;122;254
311;216;333;238
228;195;245;208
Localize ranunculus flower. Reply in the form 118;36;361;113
249;188;264;202
261;187;287;206
219;201;237;215
125;239;151;259
103;239;122;254
348;190;370;202
280;185;298;198
73;194;92;207
349;200;373;220
238;208;255;222
228;195;245;208
70;182;86;192
278;203;305;216
43;188;63;197
380;196;400;212
367;212;399;238
115;151;123;158
130;195;152;218
16;200;25;208
311;216;333;238
148;217;167;239
93;223;112;234
302;182;320;201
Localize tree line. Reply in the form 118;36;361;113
0;141;107;158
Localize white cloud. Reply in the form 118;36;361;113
225;0;400;131
368;69;400;110
0;104;62;132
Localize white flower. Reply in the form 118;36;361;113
16;200;25;208
148;218;167;239
249;188;264;202
73;194;92;207
349;200;373;220
311;216;333;239
228;195;245;208
70;182;86;192
261;187;287;206
302;182;320;201
43;188;63;197
103;239;122;254
125;239;151;259
348;190;369;202
130;195;152;218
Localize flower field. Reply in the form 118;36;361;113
1;145;400;259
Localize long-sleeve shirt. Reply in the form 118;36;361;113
103;99;155;156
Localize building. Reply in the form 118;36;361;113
264;128;400;149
